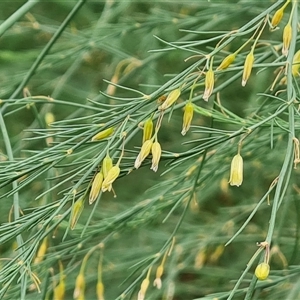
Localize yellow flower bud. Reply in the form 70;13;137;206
138;278;150;300
89;172;104;204
153;265;163;289
45;112;55;126
217;53;236;70
255;262;270;280
142;118;153;144
158;89;181;110
292;50;300;76
242;52;254;86
203;68;214;101
282;23;292;57
102;154;113;179
134;140;153;169
151;141;162;172
228;153;243;187
181;102;194;136
70;197;85;230
101;165;120;192
34;237;48;264
53;279;65;300
53;262;65;300
74;273;85;300
91;127;114;141
96;282;104;300
271;7;284;28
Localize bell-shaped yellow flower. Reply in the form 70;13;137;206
151;141;162;172
229;153;243;187
203;68;214;101
89;172;104;204
134;140;153;169
242;52;254;86
142;118;153;143
181;102;194;136
158;89;181;110
101;165;120;192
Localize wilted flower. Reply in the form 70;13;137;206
92;127;114;141
181;102;194;136
242;51;254;86
203;68;214;101
151;141;162;172
142;118;153;143
217;53;236;70
89;172;104;204
229;153;243;186
101;165;120;192
255;262;270;280
159;88;181;110
134;139;153;169
282;23;292;57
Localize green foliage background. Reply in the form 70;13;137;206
0;1;300;300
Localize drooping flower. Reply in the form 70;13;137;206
158;89;181;110
153;265;163;289
203;68;214;101
134;139;153;169
142;118;153;143
101;165;120;192
102;154;113;179
89;172;104;204
150;141;162;172
229;153;243;187
242;51;254;86
282;23;292;57
53;262;65;300
70;197;85;230
217;53;236;70
271;7;284;28
34;237;48;264
255;262;270;280
74;273;85;300
181;102;194;136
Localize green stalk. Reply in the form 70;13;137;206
244;1;298;300
0;0;39;38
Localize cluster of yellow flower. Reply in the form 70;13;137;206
134;115;162;173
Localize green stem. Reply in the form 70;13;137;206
0;0;39;38
244;1;298;299
265;0;297;246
